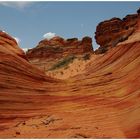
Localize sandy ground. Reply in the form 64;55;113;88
46;54;101;79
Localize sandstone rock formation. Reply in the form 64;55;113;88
26;36;93;59
26;36;93;79
95;11;139;54
0;9;140;138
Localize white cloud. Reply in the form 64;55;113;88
0;2;33;10
43;32;56;40
14;37;20;44
22;48;29;52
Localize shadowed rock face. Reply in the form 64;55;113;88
0;10;140;138
95;12;139;54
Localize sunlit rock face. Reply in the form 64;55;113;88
0;31;26;58
0;31;57;95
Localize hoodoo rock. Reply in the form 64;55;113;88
95;12;139;53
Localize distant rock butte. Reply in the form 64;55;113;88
26;36;93;60
95;11;140;54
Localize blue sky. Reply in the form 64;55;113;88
0;1;140;50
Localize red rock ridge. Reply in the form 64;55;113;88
26;36;93;60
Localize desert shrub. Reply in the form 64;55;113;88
48;55;76;71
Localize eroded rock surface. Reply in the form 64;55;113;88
95;11;139;53
26;36;93;60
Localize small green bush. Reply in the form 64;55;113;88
48;55;76;71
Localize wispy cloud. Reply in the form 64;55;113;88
0;2;33;10
43;32;56;40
